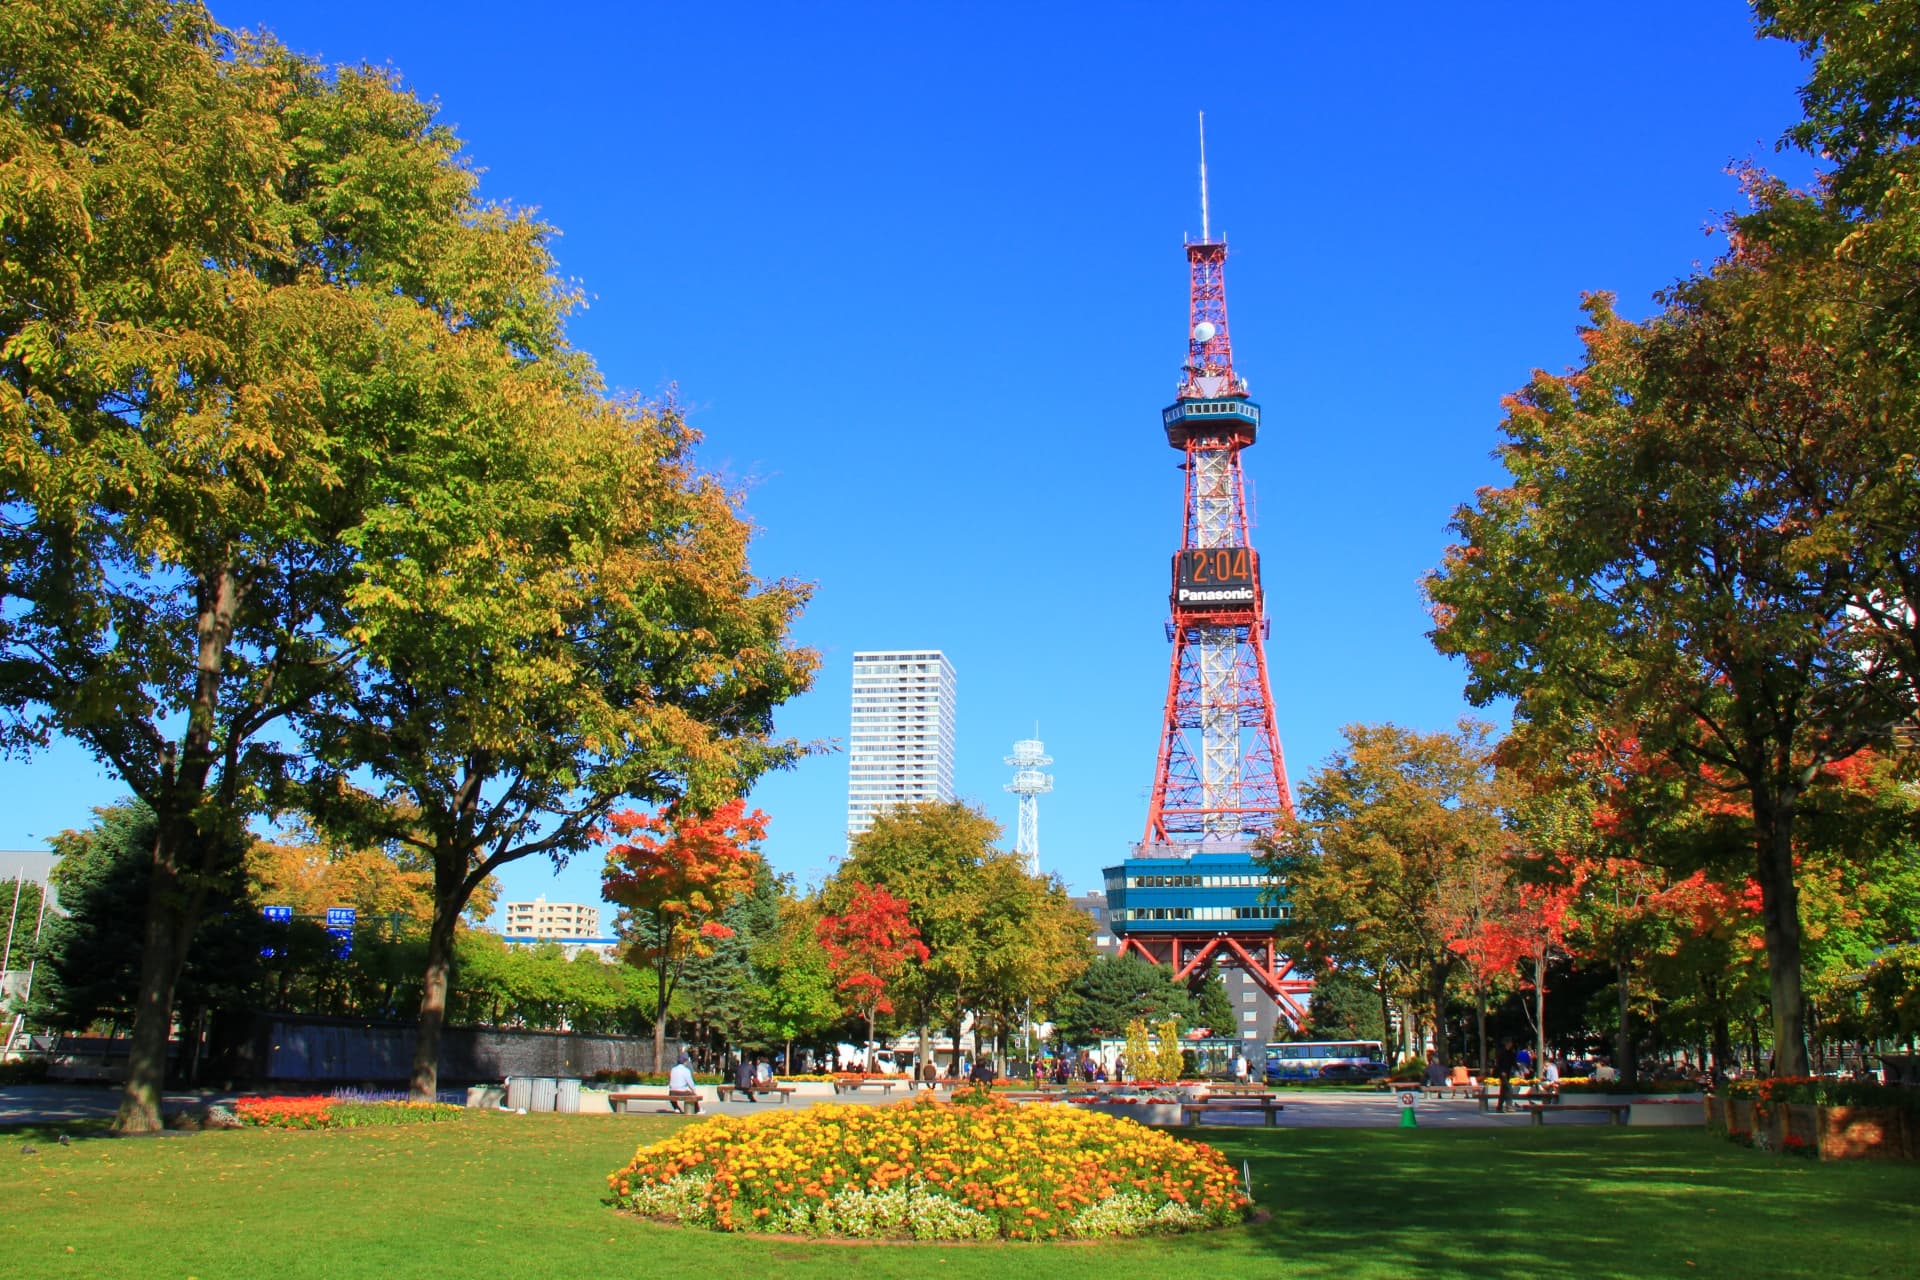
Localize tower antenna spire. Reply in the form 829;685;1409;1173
1198;111;1211;242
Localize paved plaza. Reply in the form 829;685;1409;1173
0;1083;1660;1130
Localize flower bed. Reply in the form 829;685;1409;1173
605;1093;1248;1240
235;1096;466;1130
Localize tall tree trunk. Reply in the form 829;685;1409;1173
1615;947;1636;1085
1711;1011;1734;1084
1428;965;1451;1065
949;1013;964;1076
410;902;459;1101
1475;984;1488;1074
114;838;195;1133
1533;941;1547;1073
1377;973;1392;1059
1752;794;1809;1077
114;568;239;1134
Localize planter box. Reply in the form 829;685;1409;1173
1072;1100;1183;1127
1817;1106;1914;1161
783;1081;837;1099
1767;1102;1820;1154
1726;1098;1756;1140
1627;1101;1702;1127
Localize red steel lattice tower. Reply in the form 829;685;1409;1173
1142;128;1294;853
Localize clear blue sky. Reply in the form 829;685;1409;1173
0;2;1819;916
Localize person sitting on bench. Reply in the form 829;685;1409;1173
733;1053;758;1102
668;1053;699;1113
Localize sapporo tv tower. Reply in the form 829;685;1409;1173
1104;117;1312;1037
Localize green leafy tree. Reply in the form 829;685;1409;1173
1188;967;1236;1039
0;0;685;1131
0;0;375;1133
678;861;782;1051
1300;965;1388;1042
745;893;843;1073
1266;721;1510;1061
26;805;265;1039
1425;241;1914;1074
829;801;1087;1072
1053;954;1194;1044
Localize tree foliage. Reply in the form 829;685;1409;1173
0;0;817;1121
1265;721;1509;1061
604;798;768;1071
828;801;1089;1067
817;881;927;1061
1052;954;1197;1044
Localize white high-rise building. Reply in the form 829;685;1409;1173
846;650;957;841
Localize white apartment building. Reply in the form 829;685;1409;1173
501;897;601;939
847;650;957;840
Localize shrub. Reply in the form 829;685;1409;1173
591;1069;723;1086
0;1058;50;1085
1726;1076;1920;1116
606;1093;1247;1240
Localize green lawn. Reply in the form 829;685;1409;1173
3;1112;1915;1279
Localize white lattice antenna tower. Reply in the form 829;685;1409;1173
1004;735;1054;874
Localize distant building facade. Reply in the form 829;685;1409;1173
1071;891;1118;955
502;897;601;940
846;650;957;840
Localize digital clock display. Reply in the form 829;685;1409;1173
1172;547;1258;608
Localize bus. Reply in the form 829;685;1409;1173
1264;1040;1388;1083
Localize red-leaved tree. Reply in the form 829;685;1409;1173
816;882;928;1070
603;797;768;1069
1448;870;1578;1075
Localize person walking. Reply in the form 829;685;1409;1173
1495;1040;1518;1113
1233;1050;1251;1085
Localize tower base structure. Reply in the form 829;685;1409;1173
1103;846;1312;1034
1114;932;1310;1028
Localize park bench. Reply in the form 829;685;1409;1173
608;1089;702;1115
1517;1100;1629;1126
996;1089;1068;1103
715;1083;796;1104
831;1074;899;1094
1181;1098;1286;1128
1201;1083;1271;1097
1424;1082;1478;1100
1480;1082;1556;1111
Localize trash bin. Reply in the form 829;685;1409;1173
530;1076;559;1112
466;1085;505;1109
505;1076;532;1111
556;1078;581;1114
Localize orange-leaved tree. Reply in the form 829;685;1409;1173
603;798;767;1070
816;882;928;1071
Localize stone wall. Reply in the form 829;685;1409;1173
206;1012;658;1085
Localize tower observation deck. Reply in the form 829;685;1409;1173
1104;118;1309;1033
